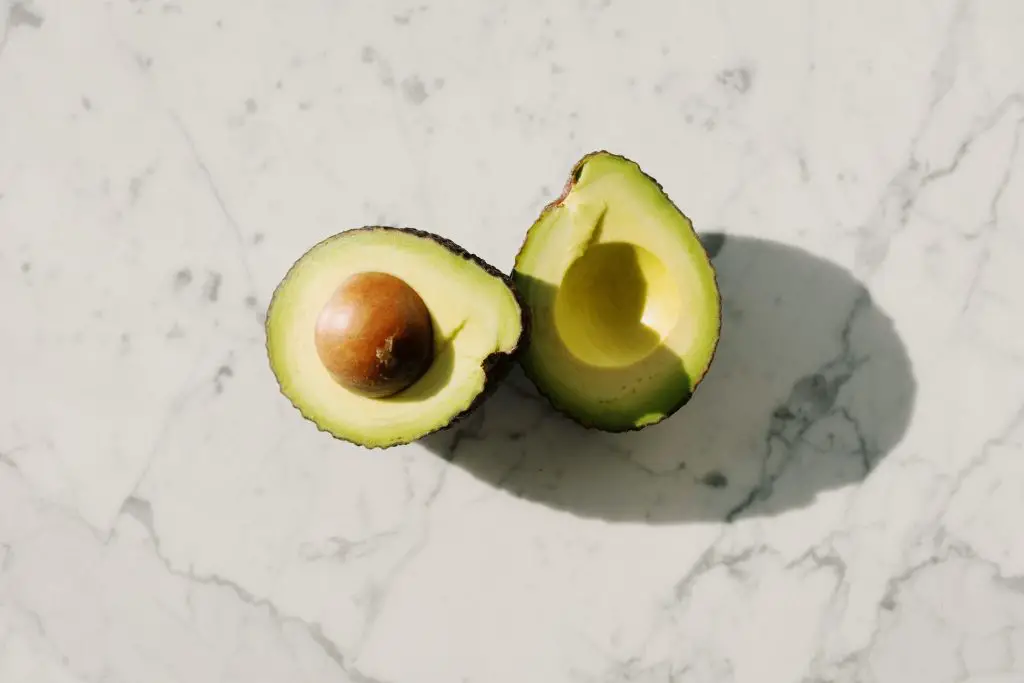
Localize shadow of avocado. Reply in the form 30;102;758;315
422;234;917;523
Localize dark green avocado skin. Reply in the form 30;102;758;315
511;150;722;433
265;225;531;449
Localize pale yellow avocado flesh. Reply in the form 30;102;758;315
267;228;523;447
513;152;721;430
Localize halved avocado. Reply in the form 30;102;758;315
266;226;526;448
512;151;721;431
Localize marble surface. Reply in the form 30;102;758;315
2;0;1024;681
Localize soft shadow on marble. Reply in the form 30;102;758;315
424;234;917;523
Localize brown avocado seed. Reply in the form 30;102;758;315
314;272;434;398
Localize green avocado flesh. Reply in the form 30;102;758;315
513;151;721;431
266;227;525;448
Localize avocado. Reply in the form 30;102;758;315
512;151;721;431
266;226;526;448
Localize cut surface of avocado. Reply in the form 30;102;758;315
267;226;525;448
513;151;721;431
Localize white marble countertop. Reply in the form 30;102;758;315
3;1;1024;681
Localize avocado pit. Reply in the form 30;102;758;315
314;271;434;398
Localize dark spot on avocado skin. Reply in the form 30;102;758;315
717;67;752;94
701;471;728;489
9;3;44;28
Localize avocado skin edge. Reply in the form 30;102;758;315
512;150;723;433
264;225;532;450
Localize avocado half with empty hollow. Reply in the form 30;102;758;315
512;151;721;431
266;226;526;448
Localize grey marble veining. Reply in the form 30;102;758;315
2;0;1024;681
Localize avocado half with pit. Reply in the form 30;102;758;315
512;151;721;431
266;226;526;448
